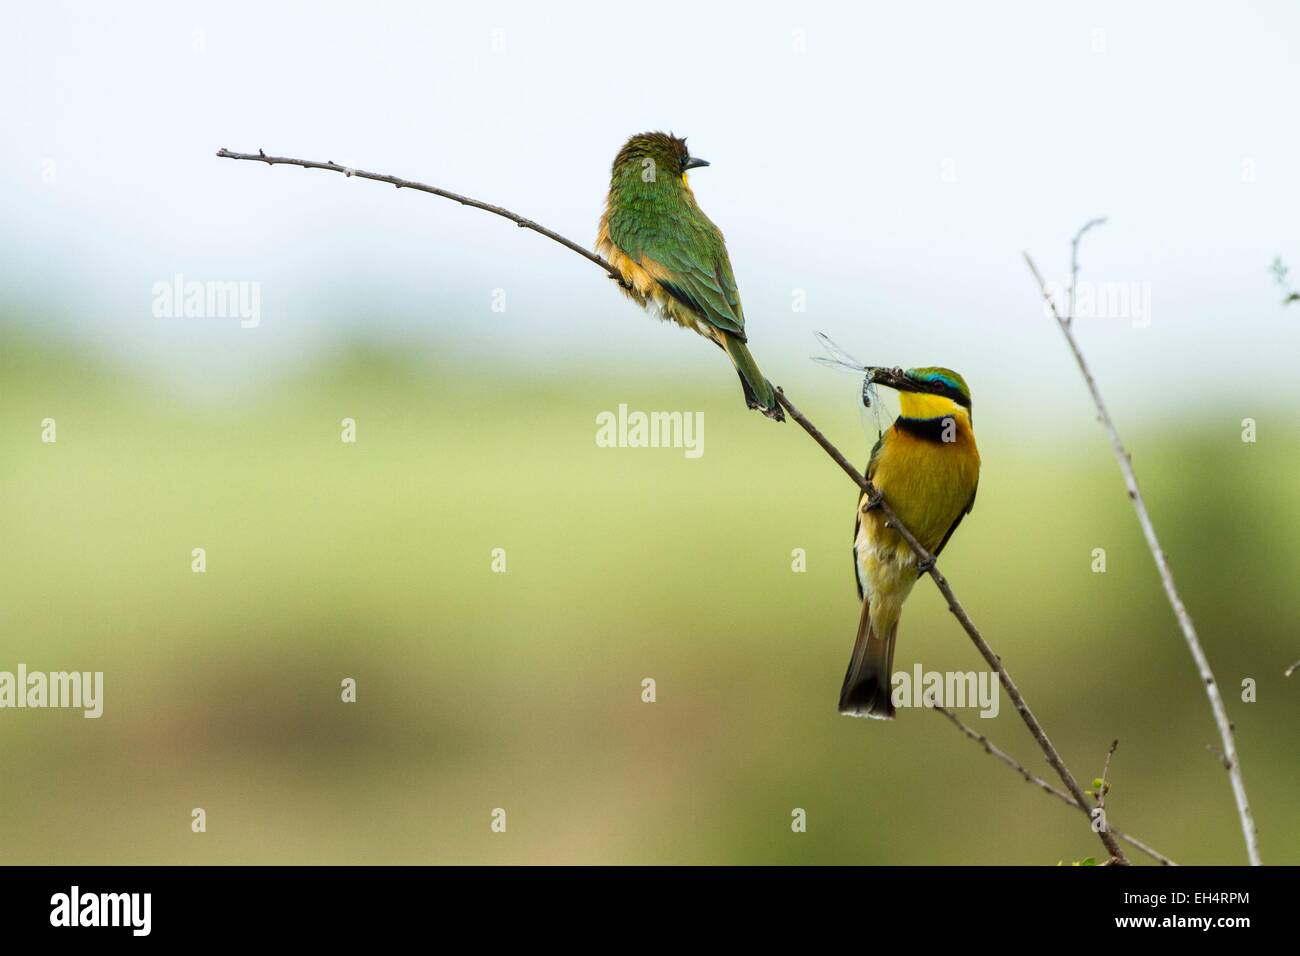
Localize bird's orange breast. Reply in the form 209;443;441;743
867;416;980;555
595;213;717;340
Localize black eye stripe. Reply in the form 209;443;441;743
926;380;971;408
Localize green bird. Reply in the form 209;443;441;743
597;131;784;421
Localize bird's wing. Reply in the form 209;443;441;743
852;434;887;601
866;433;885;482
931;479;978;561
853;504;864;602
652;244;747;339
610;209;747;339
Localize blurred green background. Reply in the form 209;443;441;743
1;325;1294;865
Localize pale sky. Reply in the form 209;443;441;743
3;0;1298;423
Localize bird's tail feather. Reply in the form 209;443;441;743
722;335;784;421
839;598;898;719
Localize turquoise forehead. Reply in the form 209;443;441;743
907;366;970;397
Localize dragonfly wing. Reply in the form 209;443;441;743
811;355;870;374
812;331;866;370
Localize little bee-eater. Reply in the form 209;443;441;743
597;131;784;421
841;367;980;719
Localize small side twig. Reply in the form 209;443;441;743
934;708;1174;865
1067;217;1107;324
1206;742;1232;772
1095;738;1118;812
1025;223;1261;865
1270;257;1300;304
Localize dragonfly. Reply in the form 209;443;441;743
810;331;891;437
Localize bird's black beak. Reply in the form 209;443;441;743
683;156;710;171
867;367;918;392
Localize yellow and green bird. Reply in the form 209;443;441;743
841;367;981;719
596;131;784;421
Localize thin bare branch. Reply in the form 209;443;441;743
214;148;632;291
934;708;1174;865
218;146;1130;863
1025;229;1261;865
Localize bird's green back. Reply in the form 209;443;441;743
605;133;746;338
